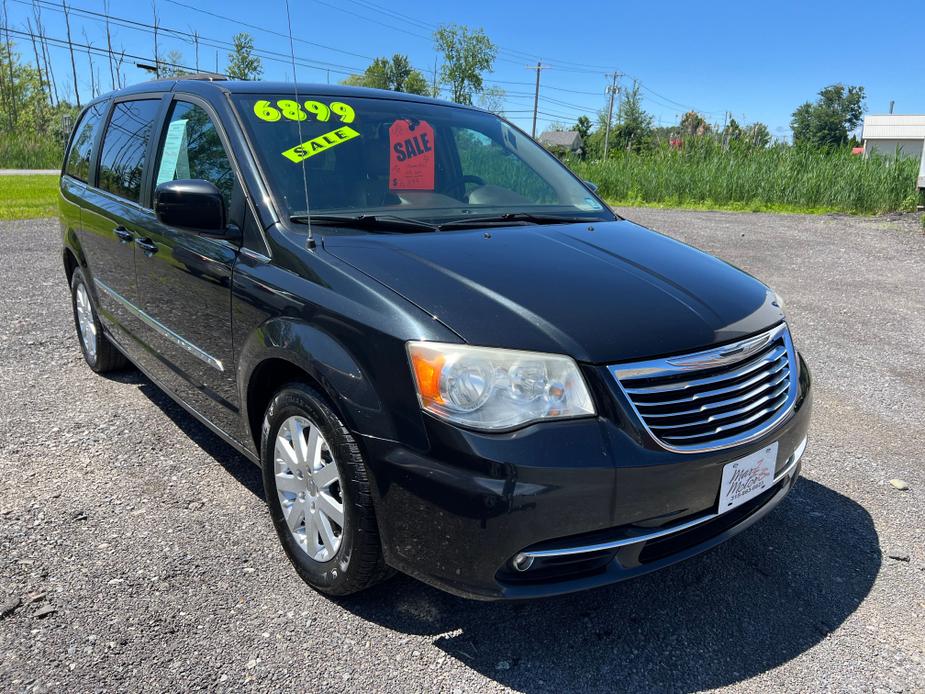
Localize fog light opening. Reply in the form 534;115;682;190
512;552;534;572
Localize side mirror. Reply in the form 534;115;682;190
154;179;226;233
583;180;599;193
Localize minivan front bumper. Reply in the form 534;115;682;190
359;353;812;600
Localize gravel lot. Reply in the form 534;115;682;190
1;209;923;692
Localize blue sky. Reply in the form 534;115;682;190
6;0;924;138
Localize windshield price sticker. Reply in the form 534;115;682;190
389;119;435;191
282;126;361;163
254;99;355;124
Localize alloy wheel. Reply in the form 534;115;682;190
274;415;345;562
75;283;97;361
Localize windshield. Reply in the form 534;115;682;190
232;93;613;225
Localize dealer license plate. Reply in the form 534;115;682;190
718;442;778;513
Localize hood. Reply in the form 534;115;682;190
322;220;784;363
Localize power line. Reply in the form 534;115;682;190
13;0;371;76
8;0;719;122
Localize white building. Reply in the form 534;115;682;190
861;114;925;192
861;114;925;159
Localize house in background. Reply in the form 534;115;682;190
861;114;925;159
860;114;925;195
538;130;583;157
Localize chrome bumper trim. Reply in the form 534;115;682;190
520;436;806;562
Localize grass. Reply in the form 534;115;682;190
569;143;921;216
0;134;65;169
0;174;59;221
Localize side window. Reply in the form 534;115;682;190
97;99;162;204
64;102;106;182
153;101;234;214
453;127;556;203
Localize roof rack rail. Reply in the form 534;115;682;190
174;72;228;81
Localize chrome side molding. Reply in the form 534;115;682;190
94;278;224;372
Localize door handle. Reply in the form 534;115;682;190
113;226;133;243
135;237;159;255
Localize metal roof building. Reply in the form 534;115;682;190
861;114;925;192
861;114;925;158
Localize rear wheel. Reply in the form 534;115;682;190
70;267;127;373
261;383;392;596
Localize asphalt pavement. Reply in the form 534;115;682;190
1;209;923;692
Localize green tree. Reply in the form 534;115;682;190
403;70;430;97
790;83;865;148
725;117;743;143
612;82;653;152
747;122;771;148
680;110;711;137
159;49;187;78
226;33;262;81
342;54;429;95
0;42;79;167
477;85;505;115
434;24;497;105
575;115;592;141
0;43;49;133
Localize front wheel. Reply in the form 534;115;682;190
260;383;392;596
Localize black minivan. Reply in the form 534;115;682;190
59;76;812;600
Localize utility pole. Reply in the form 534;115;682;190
526;61;548;139
192;30;200;72
603;71;620;159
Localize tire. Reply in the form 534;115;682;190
260;382;392;596
70;267;127;373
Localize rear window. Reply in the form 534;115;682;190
97;99;162;204
64;102;106;182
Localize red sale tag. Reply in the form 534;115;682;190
389;119;435;191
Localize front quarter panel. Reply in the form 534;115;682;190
232;227;461;456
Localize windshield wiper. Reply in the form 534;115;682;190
290;213;437;233
436;212;601;230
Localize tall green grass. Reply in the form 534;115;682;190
569;142;921;215
0;134;64;169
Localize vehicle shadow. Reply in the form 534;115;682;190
339;478;879;693
104;369;879;692
105;368;265;499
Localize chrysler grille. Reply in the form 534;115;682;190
609;323;798;452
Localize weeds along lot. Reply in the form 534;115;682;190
571;143;922;215
0;136;64;170
0;175;58;221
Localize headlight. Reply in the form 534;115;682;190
407;342;595;431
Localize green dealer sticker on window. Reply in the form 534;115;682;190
155;118;189;186
281;125;360;163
